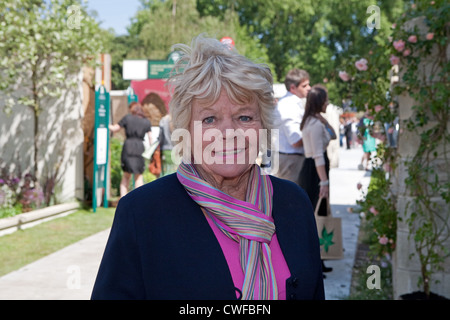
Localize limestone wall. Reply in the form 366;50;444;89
392;16;450;299
0;72;85;203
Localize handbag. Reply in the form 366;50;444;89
314;196;343;260
142;140;160;160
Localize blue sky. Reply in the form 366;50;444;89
85;0;142;35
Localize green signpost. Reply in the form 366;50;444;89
126;86;138;104
92;83;110;212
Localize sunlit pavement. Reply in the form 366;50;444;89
325;146;371;300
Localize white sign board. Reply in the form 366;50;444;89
123;59;148;80
96;127;108;165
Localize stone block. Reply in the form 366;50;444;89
398;93;415;120
393;268;422;298
395;230;422;271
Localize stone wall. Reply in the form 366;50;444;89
393;93;450;298
0;72;84;203
392;17;450;299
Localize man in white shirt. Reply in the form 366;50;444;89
273;69;311;184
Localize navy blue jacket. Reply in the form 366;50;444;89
91;173;324;300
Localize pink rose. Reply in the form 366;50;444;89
393;39;405;52
390;54;400;65
369;206;379;216
379;235;389;245
338;71;350;82
374;105;384;113
426;33;434;40
391;23;396;29
408;35;417;43
355;58;368;71
403;48;411;56
430;1;435;4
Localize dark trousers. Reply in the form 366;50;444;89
298;152;330;216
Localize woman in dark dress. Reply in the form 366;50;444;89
109;102;152;197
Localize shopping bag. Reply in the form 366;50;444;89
314;196;343;260
142;140;160;160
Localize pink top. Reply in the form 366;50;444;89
206;216;291;300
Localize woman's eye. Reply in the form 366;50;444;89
239;115;252;122
203;116;215;124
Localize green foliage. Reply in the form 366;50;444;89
391;0;449;297
0;0;108;190
197;0;403;103
340;0;449;298
109;137;123;197
105;0;273;90
356;166;397;259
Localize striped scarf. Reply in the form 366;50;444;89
177;162;278;300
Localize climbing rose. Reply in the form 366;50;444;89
408;35;417;43
393;39;405;52
379;236;389;245
390;55;400;65
369;206;379;216
355;58;368;71
426;33;434;40
403;48;411;56
374;105;384;113
338;71;350;81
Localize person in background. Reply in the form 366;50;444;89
344;118;353;149
358;113;376;171
273;69;311;185
158;113;177;176
109;102;151;197
141;92;168;126
299;84;336;275
92;35;324;300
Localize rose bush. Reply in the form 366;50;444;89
337;0;449;298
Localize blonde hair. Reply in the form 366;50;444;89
168;35;276;132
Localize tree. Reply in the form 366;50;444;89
107;0;273;89
0;0;106;199
197;0;404;103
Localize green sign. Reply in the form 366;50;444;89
147;60;175;79
147;51;183;79
123;51;183;80
92;84;110;212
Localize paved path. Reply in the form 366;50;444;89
0;147;369;300
325;147;371;299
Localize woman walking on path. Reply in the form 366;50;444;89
109;102;152;197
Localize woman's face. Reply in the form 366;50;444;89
189;90;263;181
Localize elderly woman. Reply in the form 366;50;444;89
91;35;324;300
